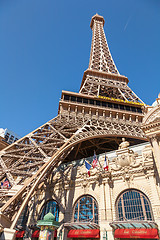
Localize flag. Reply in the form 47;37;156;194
92;151;98;168
103;153;108;171
1;178;10;189
85;160;91;177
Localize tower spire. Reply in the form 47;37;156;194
88;14;119;74
79;14;144;105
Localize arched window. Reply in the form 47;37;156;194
73;195;98;224
39;200;59;221
116;189;153;221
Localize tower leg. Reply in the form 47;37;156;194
1;228;16;240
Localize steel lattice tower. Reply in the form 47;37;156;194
0;14;146;229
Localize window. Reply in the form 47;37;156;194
5;133;10;142
77;97;82;103
108;103;112;108
39;200;59;221
120;105;125;110
73;195;98;224
113;103;118;109
89;99;94;105
96;100;101;106
126;106;130;111
131;106;136;112
83;98;88;104
116;189;153;221
71;96;76;102
64;95;70;101
137;108;142;113
102;101;106;107
9;135;14;144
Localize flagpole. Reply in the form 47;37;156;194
102;152;106;173
107;154;109;171
103;152;109;172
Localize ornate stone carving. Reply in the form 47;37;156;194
111;139;140;171
118;138;130;149
143;105;160;126
122;171;133;183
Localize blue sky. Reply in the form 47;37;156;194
0;0;160;137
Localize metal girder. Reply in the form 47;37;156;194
0;112;146;227
80;76;143;103
0;14;147;233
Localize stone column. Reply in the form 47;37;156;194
100;182;106;221
150;135;160;175
105;181;113;221
147;175;160;219
99;180;114;240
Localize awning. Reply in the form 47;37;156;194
67;229;100;238
16;230;25;238
32;230;39;238
110;220;158;230
114;228;159;239
64;222;100;230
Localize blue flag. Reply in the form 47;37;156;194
85;160;91;177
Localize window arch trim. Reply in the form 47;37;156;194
73;194;99;224
116;189;154;221
39;199;59;221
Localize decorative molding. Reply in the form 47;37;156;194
143;105;160;126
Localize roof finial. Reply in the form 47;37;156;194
90;14;105;29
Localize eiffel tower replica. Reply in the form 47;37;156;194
0;14;146;231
